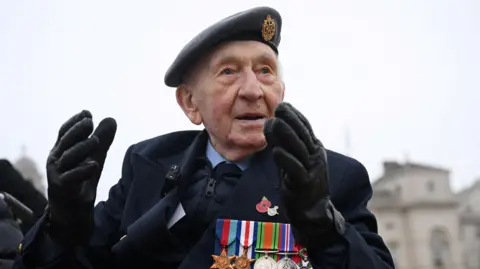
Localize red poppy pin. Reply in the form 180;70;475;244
256;196;279;216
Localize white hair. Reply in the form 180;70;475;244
277;57;285;88
277;57;283;78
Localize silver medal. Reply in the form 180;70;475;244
254;255;277;269
276;256;298;269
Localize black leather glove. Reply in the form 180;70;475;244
46;110;117;246
264;102;345;248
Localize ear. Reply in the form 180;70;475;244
176;85;203;125
281;82;286;100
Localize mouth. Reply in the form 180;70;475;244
235;114;266;121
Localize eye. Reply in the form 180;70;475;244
259;66;272;74
220;68;235;75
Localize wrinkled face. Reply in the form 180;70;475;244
182;41;284;153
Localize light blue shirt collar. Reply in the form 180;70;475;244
206;141;250;171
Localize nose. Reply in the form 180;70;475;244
237;68;263;100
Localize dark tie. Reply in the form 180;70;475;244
211;162;243;203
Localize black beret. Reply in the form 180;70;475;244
164;6;282;87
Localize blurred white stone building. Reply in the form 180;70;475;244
370;161;480;269
456;180;480;269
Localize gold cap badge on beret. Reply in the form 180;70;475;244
261;15;276;41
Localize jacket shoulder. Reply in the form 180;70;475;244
326;149;369;185
132;130;200;154
127;130;201;165
326;149;366;171
326;150;371;203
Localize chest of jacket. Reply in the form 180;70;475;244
112;151;288;269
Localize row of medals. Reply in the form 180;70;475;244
243;249;312;269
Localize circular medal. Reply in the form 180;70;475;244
276;256;297;269
253;255;277;269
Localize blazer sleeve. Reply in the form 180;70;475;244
13;145;136;269
308;161;395;269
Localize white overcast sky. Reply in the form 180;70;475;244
1;0;479;202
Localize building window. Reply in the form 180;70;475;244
427;181;435;192
430;227;451;269
395;185;402;193
385;222;395;230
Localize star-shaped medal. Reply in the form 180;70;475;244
233;248;255;269
211;248;236;269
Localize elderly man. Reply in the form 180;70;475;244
14;6;394;269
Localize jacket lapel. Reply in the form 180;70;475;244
176;131;210;194
116;131;210;266
138;130;209;214
125;153;170;221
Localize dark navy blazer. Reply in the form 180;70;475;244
14;130;394;269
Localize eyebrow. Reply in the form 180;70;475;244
211;55;239;69
210;53;277;71
254;54;278;71
253;53;277;65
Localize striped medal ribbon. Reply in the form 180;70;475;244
233;220;257;269
276;223;298;268
215;219;239;255
253;222;278;269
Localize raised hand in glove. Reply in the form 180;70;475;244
264;102;345;248
46;110;117;246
